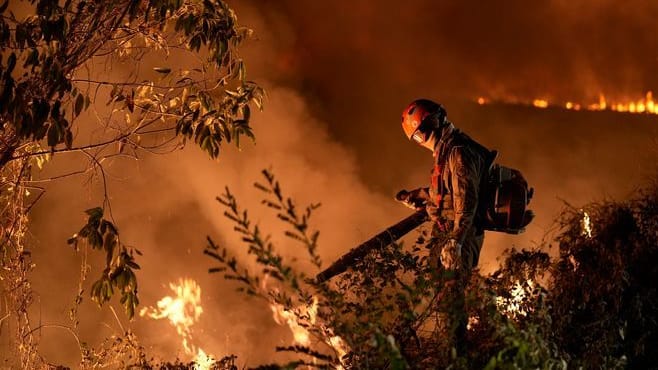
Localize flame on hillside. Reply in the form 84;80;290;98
477;91;658;115
140;278;215;369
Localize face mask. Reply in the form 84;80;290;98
410;114;437;144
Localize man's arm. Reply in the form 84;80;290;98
448;146;484;245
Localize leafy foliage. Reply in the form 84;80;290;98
68;207;141;318
205;170;345;368
0;0;264;365
1;0;264;317
548;186;658;368
0;0;264;163
205;171;658;369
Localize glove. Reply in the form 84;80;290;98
440;239;462;270
395;188;428;210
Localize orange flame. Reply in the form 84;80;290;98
140;278;215;369
466;316;479;330
478;91;658;115
269;298;317;346
269;296;349;368
582;210;593;238
328;335;349;362
495;279;534;319
193;348;215;370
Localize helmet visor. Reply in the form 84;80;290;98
409;113;438;144
411;130;427;144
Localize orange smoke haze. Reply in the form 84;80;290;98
26;83;404;365
7;0;658;367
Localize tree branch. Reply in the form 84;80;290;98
8;133;132;162
72;77;212;90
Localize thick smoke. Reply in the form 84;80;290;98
13;0;658;367
27;84;408;365
235;0;658;263
236;0;658;204
246;0;658;100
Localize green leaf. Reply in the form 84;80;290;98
90;280;102;306
189;35;201;51
6;52;16;73
153;67;171;74
74;94;84;117
225;89;240;98
78;225;92;238
242;105;251;122
126;268;137;287
51;100;61;119
47;123;59;147
125;294;135;319
89;230;103;249
85;207;104;220
64;129;73;149
238;60;246;82
116;270;129;289
103;232;117;253
23;48;39;68
100;219;118;235
67;236;78;249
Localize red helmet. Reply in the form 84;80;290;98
401;99;446;143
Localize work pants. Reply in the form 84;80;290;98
429;225;484;356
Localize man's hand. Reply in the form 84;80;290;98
440;239;462;270
395;188;429;210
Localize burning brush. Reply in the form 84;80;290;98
139;278;215;369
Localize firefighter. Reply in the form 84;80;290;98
400;98;495;355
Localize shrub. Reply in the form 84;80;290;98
204;171;658;369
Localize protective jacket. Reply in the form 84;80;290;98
426;125;494;247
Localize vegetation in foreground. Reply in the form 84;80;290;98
24;170;657;369
4;168;657;369
195;170;656;369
